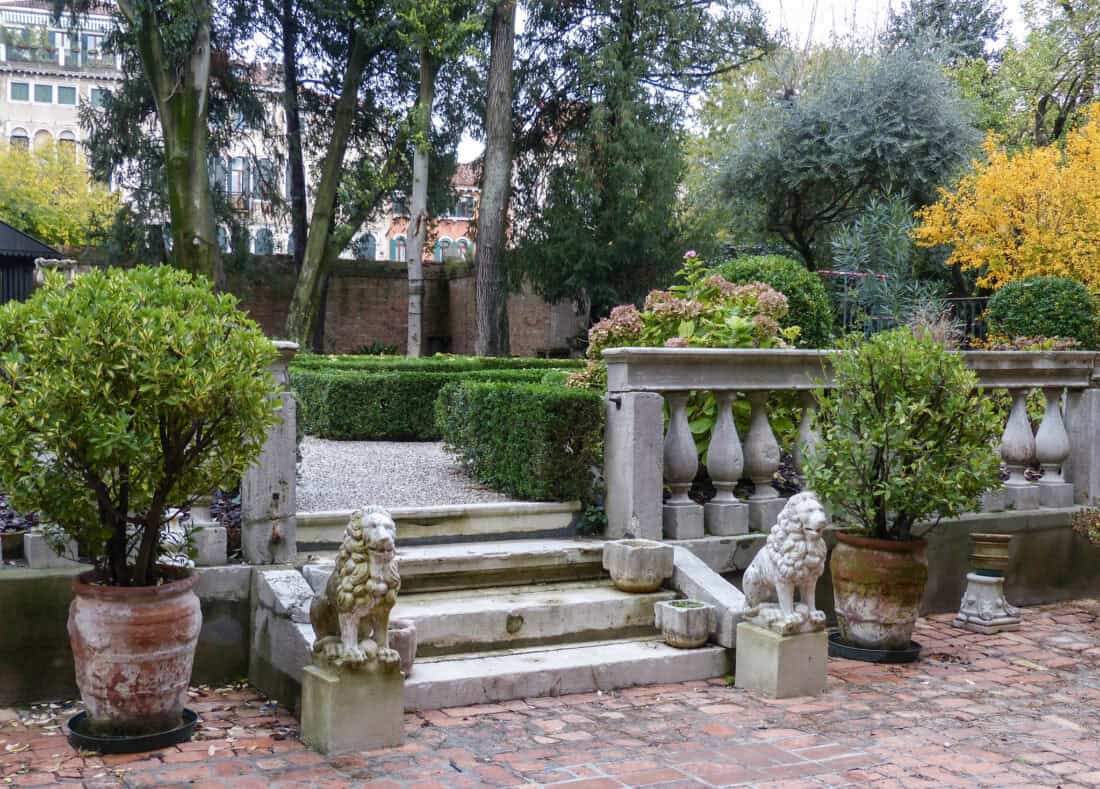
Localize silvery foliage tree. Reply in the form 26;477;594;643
718;47;980;269
882;0;1004;63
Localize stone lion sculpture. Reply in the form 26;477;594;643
310;507;401;669
741;492;829;635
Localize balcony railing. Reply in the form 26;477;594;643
602;347;1100;540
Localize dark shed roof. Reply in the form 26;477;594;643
0;220;60;260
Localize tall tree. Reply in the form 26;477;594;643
473;0;515;356
883;0;1004;63
276;0;308;267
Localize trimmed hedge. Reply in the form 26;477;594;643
436;381;604;501
291;354;585;373
292;367;559;440
987;276;1098;349
716;255;834;347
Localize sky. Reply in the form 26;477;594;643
456;0;1030;162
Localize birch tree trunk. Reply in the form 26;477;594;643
474;0;516;357
407;50;438;358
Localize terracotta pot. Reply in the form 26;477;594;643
68;569;202;736
830;533;927;651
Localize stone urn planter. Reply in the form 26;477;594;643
388;619;417;677
68;568;202;736
654;599;714;648
602;539;674;593
830;533;928;651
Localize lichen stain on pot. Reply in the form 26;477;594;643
68;570;202;736
830;532;928;651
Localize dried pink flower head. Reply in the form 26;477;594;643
684;250;698;259
586;303;644;358
664;336;689;348
644;290;703;320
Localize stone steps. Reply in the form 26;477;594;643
302;538;606;594
392;579;677;656
404;636;732;711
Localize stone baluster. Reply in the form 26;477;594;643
791;391;820;485
662;392;704;539
743;391;786;532
998;388;1039;511
704;391;748;536
1035;387;1074;508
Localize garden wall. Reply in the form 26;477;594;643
227;257;585;356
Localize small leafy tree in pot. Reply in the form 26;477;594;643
0;266;279;586
804;328;1002;650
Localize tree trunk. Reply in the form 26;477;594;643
281;0;308;268
474;0;516;357
407;50;438;358
284;30;373;347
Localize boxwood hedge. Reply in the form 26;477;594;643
435;381;603;501
987;276;1098;349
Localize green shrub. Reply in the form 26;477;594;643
292;367;553;440
0;266;278;586
291;354;584;373
986;276;1098;348
716;255;834;347
436;381;603;501
805;328;1001;541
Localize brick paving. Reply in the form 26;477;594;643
2;599;1099;788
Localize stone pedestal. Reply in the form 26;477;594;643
300;662;405;755
23;532;80;569
747;497;786;533
954;573;1021;634
1005;484;1040;512
981;488;1013;513
1039;482;1075;509
663;503;704;540
735;622;826;699
242;388;298;565
704;501;748;536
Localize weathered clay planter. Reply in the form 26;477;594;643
830;533;927;651
654;599;714;649
969;533;1011;575
68;569;202;736
602;539;674;593
388;619;417;677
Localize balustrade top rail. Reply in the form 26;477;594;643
602;347;1100;393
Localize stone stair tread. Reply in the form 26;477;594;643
404;637;731;711
395;578;674;614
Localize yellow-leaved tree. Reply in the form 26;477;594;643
914;106;1100;291
0;142;118;248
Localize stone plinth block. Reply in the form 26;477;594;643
663;504;704;540
300;662;404;755
981;488;1013;513
23;532;80;569
704;501;748;536
1039;482;1075;509
748;497;787;533
193;525;227;566
954;573;1021;635
735;622;826;699
1005;484;1040;512
602;539;674;593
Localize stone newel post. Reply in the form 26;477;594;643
242;340;299;564
1066;364;1100;506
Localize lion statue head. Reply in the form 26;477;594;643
767;491;828;582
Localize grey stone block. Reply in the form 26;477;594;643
23;532;80;570
748;497;787;533
734;622;826;699
1065;388;1100;506
302;561;334;596
605;392;664;540
193;525;227;566
300;663;404;754
704;501;748;536
981;488;1013;513
254;568;314;623
194;565;252;601
1006;484;1040;512
242;392;298;565
1039;482;1075;509
669;546;746;648
663;504;704;540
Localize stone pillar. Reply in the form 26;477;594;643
605;392;664;540
242;341;299;565
704;390;747;536
1066;386;1100;506
744;391;785;532
1035;388;1074;508
662;392;704;540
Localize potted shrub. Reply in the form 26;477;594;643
805;328;1001;653
0;266;278;736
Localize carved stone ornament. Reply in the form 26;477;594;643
954;573;1021;634
309;507;402;670
741;492;829;635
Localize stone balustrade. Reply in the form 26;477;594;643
603;348;1100;541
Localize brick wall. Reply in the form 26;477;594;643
228;256;584;356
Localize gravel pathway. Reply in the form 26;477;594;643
296;437;511;511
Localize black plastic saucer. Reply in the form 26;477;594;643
67;708;198;754
828;631;922;664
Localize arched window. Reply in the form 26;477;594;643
455;238;471;259
9;128;29;148
216;226;230;252
58;130;77;158
390;235;407;262
355;233;376;260
33;129;53;150
434;237;452;262
254;227;275;255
